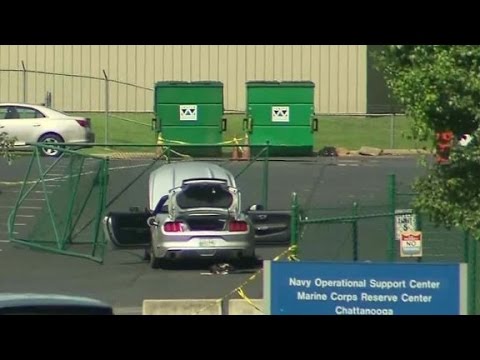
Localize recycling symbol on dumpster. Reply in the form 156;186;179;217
180;105;198;121
272;106;289;122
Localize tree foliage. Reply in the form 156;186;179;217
375;45;480;238
1;132;15;165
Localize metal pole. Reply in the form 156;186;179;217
390;113;395;149
21;61;27;103
388;174;396;262
290;192;299;258
416;212;423;263
464;230;469;264
352;202;358;261
262;142;270;210
468;236;477;315
103;70;109;147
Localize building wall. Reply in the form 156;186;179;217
0;45;368;114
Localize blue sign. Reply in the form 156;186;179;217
263;261;467;315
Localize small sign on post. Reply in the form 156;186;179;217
395;209;417;241
400;231;423;258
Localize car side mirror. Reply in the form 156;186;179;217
147;217;159;227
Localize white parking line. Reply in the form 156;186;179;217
0;206;41;210
15;215;35;218
0;190;53;194
0;162;151;187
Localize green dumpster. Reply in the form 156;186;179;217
153;81;226;157
244;81;318;156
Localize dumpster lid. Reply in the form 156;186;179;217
155;81;223;87
246;81;314;87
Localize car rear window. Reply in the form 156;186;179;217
176;184;233;209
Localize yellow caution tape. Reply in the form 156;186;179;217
155;135;247;161
157;135;246;146
193;244;300;315
288;254;300;261
236;287;264;314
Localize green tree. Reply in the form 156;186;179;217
1;132;15;165
375;45;480;238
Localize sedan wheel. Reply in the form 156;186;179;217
38;134;64;157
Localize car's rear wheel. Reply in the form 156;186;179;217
143;248;151;261
38;133;65;157
149;245;162;269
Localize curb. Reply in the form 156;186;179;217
337;149;431;157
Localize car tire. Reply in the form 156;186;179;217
38;133;65;157
143;248;151;261
149;245;162;269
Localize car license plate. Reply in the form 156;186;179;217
199;239;216;247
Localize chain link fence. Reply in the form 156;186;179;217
290;173;480;314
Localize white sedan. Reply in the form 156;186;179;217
0;103;95;157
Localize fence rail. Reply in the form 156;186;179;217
290;173;480;315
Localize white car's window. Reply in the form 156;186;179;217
0;106;20;119
0;107;8;119
16;107;45;119
0;106;45;119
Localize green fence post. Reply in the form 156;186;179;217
103;70;110;147
61;155;85;249
352;202;359;261
91;157;109;263
468;236;477;315
463;230;469;264
262;142;270;210
166;146;171;164
388;174;396;262
290;192;299;259
416;212;423;263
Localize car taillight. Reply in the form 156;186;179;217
229;221;248;232
164;221;184;232
76;118;91;128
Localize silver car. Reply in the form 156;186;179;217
105;162;256;268
0;103;95;157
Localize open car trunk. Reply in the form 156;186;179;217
169;179;240;222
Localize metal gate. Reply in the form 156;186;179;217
8;144;109;263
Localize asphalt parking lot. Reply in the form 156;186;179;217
0;155;426;314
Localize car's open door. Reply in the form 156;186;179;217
103;211;151;249
246;209;291;246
